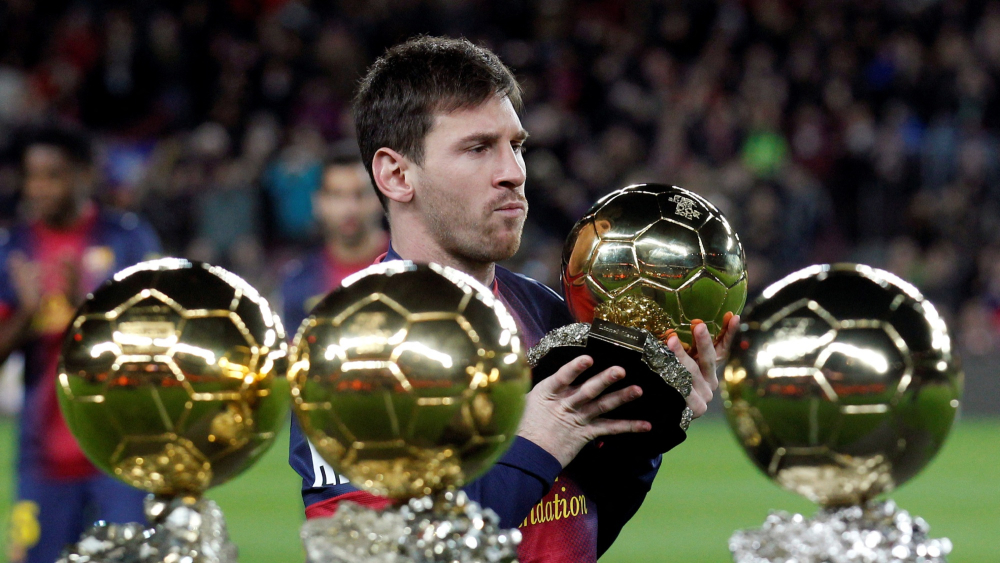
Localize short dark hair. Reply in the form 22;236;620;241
22;125;94;167
353;36;522;210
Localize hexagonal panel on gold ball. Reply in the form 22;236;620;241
57;258;289;496
722;264;963;506
562;184;747;346
288;261;530;500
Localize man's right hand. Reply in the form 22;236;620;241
516;355;650;468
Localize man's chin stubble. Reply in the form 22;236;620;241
485;229;523;262
456;230;522;265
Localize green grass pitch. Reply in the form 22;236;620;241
2;416;997;562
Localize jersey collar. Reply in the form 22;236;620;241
375;242;501;296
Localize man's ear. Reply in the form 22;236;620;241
371;148;414;204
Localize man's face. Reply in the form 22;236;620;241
314;163;382;243
23;145;88;226
408;95;528;264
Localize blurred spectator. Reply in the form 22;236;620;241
181;122;266;283
263;124;324;244
280;142;387;332
189;159;264;281
2;0;1000;364
0;125;159;563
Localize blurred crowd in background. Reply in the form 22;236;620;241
1;0;1000;370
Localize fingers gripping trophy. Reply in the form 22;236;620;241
531;183;748;454
723;264;963;563
289;261;529;563
55;258;289;563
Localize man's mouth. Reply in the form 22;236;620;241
494;200;527;217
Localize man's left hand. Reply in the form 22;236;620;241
665;313;740;417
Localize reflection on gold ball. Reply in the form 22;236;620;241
57;258;289;496
722;264;963;506
288;262;530;499
562;183;747;346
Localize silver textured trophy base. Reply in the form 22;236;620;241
729;500;951;563
58;495;237;563
301;490;521;563
528;322;694;430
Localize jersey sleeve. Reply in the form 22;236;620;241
460;436;563;528
294;411;562;530
572;442;662;556
289;416;367;509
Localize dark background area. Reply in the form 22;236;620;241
0;0;996;414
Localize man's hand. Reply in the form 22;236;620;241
518;355;650;468
665;313;741;417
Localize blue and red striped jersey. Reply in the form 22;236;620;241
287;245;661;561
0;205;161;479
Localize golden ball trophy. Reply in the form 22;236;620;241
55;258;289;563
722;264;963;563
288;261;530;563
531;183;747;454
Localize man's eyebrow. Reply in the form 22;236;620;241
457;130;530;145
458;132;500;145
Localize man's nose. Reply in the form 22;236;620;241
495;145;526;189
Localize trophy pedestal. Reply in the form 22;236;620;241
58;495;237;563
528;321;693;456
301;490;521;563
729;500;952;563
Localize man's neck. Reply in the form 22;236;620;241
390;234;496;287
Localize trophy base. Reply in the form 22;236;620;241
729;500;952;563
58;495;237;563
528;322;693;456
301;490;521;563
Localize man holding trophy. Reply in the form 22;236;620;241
288;35;739;562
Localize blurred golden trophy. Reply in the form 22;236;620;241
55;258;289;563
531;183;747;454
288;261;529;563
722;264;963;563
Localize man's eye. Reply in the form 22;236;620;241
513;143;526;154
470;145;488;153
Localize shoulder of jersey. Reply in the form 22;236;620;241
496;266;566;304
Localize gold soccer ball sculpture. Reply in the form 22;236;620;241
57;258;289;496
288;262;531;500
722;264;963;506
562;183;747;347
